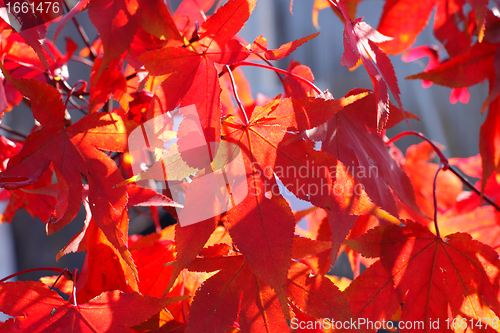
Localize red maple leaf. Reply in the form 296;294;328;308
318;89;420;219
377;0;487;56
402;45;471;104
138;0;256;145
186;255;288;332
406;41;498;89
337;0;402;130
87;0;182;73
0;70;137;278
0;281;182;333
347;221;500;330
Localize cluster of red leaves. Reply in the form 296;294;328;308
0;0;499;332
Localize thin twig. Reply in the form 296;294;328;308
326;0;343;19
67;98;88;115
71;268;78;306
0;267;65;283
63;0;97;60
234;61;323;95
387;131;448;165
255;53;286;87
107;94;113;112
0;124;27;139
388;131;500;214
64;81;86;110
433;163;443;238
225;65;249;125
59;78;90;96
48;268;69;291
70;56;94;67
126;73;137;81
448;165;500;212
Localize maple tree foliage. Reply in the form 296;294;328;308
0;0;500;332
